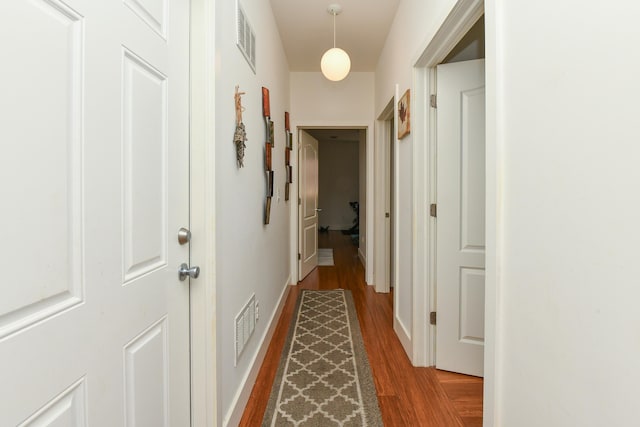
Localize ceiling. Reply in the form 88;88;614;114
305;128;361;142
269;0;401;72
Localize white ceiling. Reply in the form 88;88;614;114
306;128;361;142
269;0;401;72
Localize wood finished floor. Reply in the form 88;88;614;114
240;231;483;426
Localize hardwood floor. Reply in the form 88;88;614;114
239;231;483;426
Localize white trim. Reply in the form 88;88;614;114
393;315;412;356
483;1;502;424
223;280;292;427
190;0;217;425
358;247;366;267
293;123;375;286
410;65;430;366
374;99;394;294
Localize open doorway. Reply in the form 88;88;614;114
411;0;487;419
386;116;395;289
434;15;486;377
297;128;367;281
374;100;396;294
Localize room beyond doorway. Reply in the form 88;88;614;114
304;128;367;266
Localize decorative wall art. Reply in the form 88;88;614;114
262;87;273;224
265;141;272;170
233;86;247;167
398;89;411;139
284;111;292;201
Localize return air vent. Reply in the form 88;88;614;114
236;1;256;73
235;293;257;365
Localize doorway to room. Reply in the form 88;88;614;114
297;128;367;281
412;0;487;419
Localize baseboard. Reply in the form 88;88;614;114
321;224;353;231
358;247;366;267
394;315;413;364
223;278;292;426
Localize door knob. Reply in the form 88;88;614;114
178;263;200;281
177;227;191;245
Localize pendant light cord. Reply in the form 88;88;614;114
333;12;336;48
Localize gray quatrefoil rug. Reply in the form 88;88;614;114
262;289;382;426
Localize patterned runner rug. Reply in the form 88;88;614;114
262;290;382;426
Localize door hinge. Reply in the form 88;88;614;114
298;197;301;206
298;253;301;260
430;94;437;108
430;311;437;325
430;203;437;218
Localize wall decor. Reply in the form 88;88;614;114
398;89;411;139
264;197;271;225
268;120;275;145
284;111;292;201
265;141;272;170
233;86;247;167
262;87;270;117
262;87;273;224
267;170;274;197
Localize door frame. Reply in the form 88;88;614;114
190;0;218;425
292;125;373;284
412;0;498;422
374;99;397;294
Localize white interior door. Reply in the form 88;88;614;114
0;0;191;425
435;59;486;377
298;130;319;280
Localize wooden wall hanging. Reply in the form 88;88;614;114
284;111;292;201
262;87;273;224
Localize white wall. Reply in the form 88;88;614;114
489;0;640;425
290;72;375;284
374;0;459;361
318;139;359;230
214;0;290;424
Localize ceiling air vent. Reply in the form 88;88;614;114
236;1;256;73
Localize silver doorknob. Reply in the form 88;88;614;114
177;227;191;245
178;263;200;281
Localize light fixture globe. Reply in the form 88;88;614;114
321;47;351;81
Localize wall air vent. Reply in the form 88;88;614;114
236;1;256;73
235;293;257;365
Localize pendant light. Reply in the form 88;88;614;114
321;4;351;82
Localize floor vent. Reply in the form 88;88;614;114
235;293;256;365
236;1;256;73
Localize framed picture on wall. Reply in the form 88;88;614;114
398;89;410;139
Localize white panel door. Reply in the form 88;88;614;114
435;59;485;377
298;130;319;280
0;0;191;425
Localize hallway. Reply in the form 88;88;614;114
240;231;483;426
